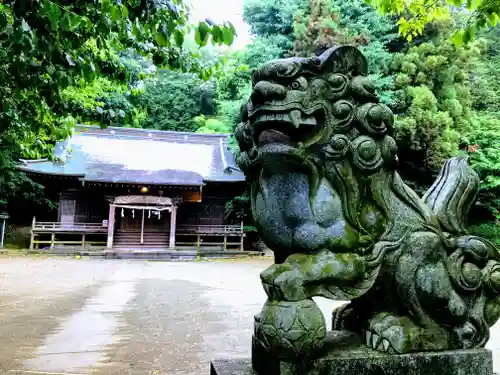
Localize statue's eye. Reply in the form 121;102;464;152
291;77;307;90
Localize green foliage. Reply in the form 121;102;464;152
366;0;499;44
242;0;309;62
224;190;253;224
131;70;209;131
244;0;306;40
469;223;500;247
241;35;292;68
0;147;56;214
467;112;500;192
291;0;398;106
390;37;484;169
0;0;237;212
480;25;500;56
236;0;500;227
59;77;146;127
215;59;251;117
329;0;399;105
292;0;367;56
194;115;231;133
471;43;500;112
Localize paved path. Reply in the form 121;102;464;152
1;257;500;375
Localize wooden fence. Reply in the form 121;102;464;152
30;218;246;251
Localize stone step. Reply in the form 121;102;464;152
116;230;169;232
115;236;168;239
113;238;168;243
114;244;169;247
113;244;169;249
113;241;168;246
115;236;168;241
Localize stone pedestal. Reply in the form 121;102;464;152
211;333;494;375
211;348;493;375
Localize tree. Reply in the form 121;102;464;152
244;0;306;41
193;115;231;133
471;26;500;112
131;69;209;131
465;26;500;225
243;0;308;61
466;113;500;218
238;36;290;68
292;0;367;56
389;29;485;188
292;0;398;106
366;0;499;43
0;0;236;212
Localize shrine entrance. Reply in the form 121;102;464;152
118;207;169;231
106;196;180;249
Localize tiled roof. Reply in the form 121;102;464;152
19;125;245;185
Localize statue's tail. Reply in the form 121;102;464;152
423;157;480;235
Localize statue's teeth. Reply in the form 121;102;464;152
290;110;301;128
371;333;381;349
303;116;317;125
365;330;371;347
382;339;390;352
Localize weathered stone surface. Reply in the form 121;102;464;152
233;43;500;365
212;348;494;375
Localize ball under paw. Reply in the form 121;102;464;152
255;298;326;359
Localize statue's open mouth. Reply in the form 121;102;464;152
252;109;323;149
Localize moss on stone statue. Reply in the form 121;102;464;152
231;45;500;370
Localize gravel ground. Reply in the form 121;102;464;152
1;257;500;375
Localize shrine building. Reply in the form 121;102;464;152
19;125;248;252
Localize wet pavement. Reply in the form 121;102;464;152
1;257;500;375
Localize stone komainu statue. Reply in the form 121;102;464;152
234;46;500;359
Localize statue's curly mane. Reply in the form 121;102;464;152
238;45;500;363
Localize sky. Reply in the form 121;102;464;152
188;0;253;49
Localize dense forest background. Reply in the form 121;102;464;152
1;0;499;245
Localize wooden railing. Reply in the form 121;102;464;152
177;224;243;234
30;218;246;251
30;218;107;250
32;221;242;234
33;221;107;232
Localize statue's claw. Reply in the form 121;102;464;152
366;313;414;354
364;329;396;354
366;313;449;354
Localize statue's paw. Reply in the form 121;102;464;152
262;272;308;301
260;263;292;284
261;264;307;301
365;313;422;354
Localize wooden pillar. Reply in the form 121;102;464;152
29;217;36;250
0;218;5;248
240;220;244;251
169;206;177;249
223;235;227;250
106;204;115;249
50;233;55;249
29;233;35;250
140;208;145;245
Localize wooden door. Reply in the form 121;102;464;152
119;211;141;230
59;199;76;225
